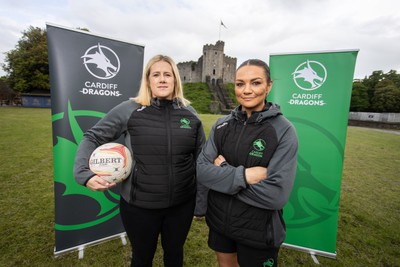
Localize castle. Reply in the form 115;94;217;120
177;41;237;84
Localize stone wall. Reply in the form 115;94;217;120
348;112;400;129
177;60;201;83
349;112;400;123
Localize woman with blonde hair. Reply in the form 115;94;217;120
133;55;189;106
74;54;205;267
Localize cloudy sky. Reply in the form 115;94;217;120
0;0;399;79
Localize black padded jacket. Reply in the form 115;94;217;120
197;102;298;248
74;98;205;209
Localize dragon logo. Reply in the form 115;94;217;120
249;139;266;158
292;60;327;91
180;118;191;129
82;43;120;80
263;259;274;267
253;139;266;152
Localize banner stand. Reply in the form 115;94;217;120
54;232;128;259
269;50;358;260
310;254;320;265
282;243;336;259
77;233;127;259
47;23;144;257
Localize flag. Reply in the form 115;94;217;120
220;20;227;29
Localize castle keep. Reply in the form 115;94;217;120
177;41;236;84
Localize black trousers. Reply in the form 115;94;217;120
119;197;195;267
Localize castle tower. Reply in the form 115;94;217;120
202;41;224;83
177;40;236;84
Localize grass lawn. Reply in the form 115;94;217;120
0;107;399;266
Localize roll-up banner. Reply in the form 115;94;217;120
269;50;358;258
46;23;144;256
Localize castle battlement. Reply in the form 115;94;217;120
177;60;197;65
203;40;225;52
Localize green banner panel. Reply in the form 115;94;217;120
269;50;358;257
47;23;144;255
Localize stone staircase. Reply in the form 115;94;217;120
207;79;235;114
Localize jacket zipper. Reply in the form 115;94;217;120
233;120;247;166
224;197;234;235
225;120;247;233
130;165;138;202
165;106;174;205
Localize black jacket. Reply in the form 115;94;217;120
197;102;298;248
74;98;205;209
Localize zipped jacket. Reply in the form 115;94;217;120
74;98;205;209
196;102;298;248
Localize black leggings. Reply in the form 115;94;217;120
119;197;195;267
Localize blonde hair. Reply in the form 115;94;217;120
132;55;190;106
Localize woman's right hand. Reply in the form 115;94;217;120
86;175;116;191
245;166;268;185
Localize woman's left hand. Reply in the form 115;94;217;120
214;155;227;167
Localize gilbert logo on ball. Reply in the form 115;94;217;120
89;143;133;183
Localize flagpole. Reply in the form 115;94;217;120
219;22;221;40
219;20;227;41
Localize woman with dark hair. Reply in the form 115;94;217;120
197;59;298;267
74;55;205;267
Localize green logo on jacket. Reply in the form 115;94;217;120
263;258;274;267
249;138;266;158
180;118;191;129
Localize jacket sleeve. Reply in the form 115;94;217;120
237;119;298;210
73;100;137;186
196;119;247;195
188;106;208;216
187;105;206;160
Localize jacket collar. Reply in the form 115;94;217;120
232;101;282;123
151;98;183;109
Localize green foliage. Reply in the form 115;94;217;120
0;79;10;92
183;82;238;114
2;26;49;93
350;82;369;111
1;108;399;266
354;70;400;112
224;83;238;105
372;84;400;112
0;79;13;103
183;83;213;114
384;69;400;88
362;70;384;102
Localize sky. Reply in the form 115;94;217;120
0;0;399;79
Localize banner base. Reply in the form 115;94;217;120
282;243;336;259
54;232;127;258
310;253;320;265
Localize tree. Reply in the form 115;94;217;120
371;80;400;112
350;82;369;111
2;26;49;93
0;79;17;105
362;70;384;109
359;70;400;112
384;70;400;88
